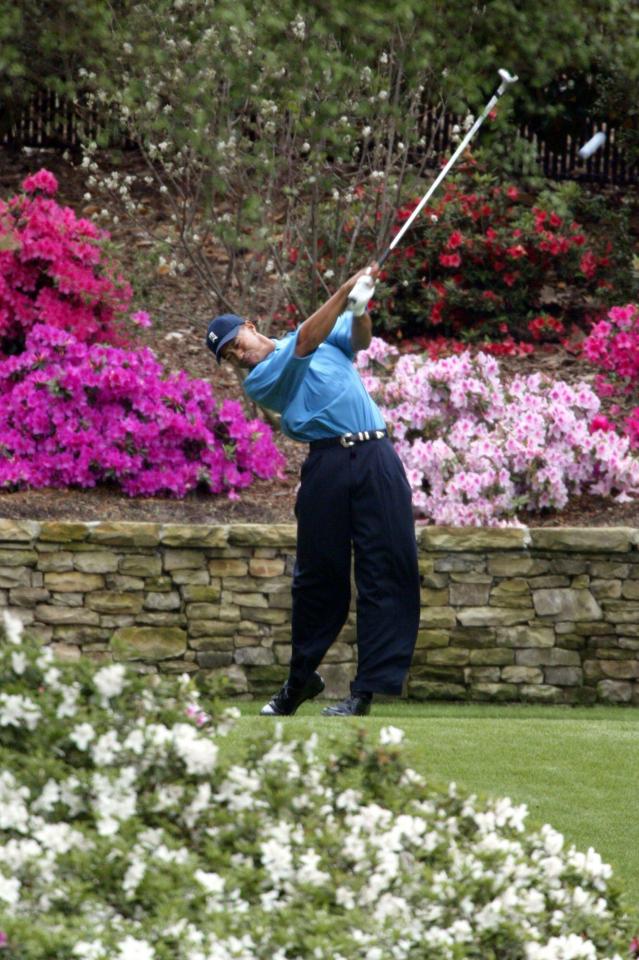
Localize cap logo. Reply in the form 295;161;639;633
208;331;218;346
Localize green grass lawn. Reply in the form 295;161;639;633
223;702;639;918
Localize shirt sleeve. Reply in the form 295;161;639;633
242;330;313;413
325;310;355;359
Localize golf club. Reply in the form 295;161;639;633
348;68;519;314
578;130;606;160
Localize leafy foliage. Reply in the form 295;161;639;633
70;0;639;329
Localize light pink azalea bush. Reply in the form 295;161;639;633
357;338;639;526
0;169;130;353
0;324;284;497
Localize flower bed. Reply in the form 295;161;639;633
0;324;284;498
367;176;631;345
0;614;633;959
0;169;130;353
357;339;639;525
0;172;284;500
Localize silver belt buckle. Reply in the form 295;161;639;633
340;433;356;447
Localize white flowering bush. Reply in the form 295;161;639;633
356;339;639;525
0;611;633;959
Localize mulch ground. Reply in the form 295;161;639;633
2;146;639;529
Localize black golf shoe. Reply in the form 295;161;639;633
260;672;325;716
321;693;372;717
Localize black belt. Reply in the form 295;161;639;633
309;429;388;450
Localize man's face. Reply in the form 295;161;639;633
221;322;271;369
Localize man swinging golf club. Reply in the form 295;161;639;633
205;69;525;715
206;264;420;716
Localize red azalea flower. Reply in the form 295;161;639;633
580;251;598;279
429;301;444;324
506;244;526;259
549;212;562;228
506;186;519;199
439;252;461;268
503;272;518;287
446;230;463;249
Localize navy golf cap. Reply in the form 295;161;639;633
205;314;245;364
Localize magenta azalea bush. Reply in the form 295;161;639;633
583;304;639;392
0;169;130;354
0;325;284;497
0;169;284;500
357;338;639;525
583;303;639;448
582;304;639;449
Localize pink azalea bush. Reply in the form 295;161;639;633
0;169;130;354
583;304;639;391
582;304;639;448
357;338;639;525
0;325;284;497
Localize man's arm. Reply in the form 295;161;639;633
350;311;373;353
295;263;378;358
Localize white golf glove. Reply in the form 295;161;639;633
347;274;376;316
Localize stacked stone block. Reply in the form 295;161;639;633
1;519;639;704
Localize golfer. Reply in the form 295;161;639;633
205;264;420;716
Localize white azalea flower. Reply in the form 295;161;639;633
11;650;27;675
0;693;41;731
116;936;154;960
94;664;126;701
3;610;23;644
194;869;225;894
0;873;20;905
70;722;96;751
73;941;106;959
379;725;405;746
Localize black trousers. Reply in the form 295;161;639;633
289;437;420;696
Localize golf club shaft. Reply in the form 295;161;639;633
377;76;516;268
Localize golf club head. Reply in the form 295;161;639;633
497;68;519;94
578;131;606;160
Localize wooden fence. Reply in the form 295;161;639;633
2;91;637;187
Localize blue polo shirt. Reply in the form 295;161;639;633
243;312;385;442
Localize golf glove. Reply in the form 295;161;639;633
347;274;376;316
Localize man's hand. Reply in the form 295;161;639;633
347;263;378;352
343;262;380;295
295;262;379;358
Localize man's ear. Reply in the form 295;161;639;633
244;320;256;332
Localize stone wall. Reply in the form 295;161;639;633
1;519;639;704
